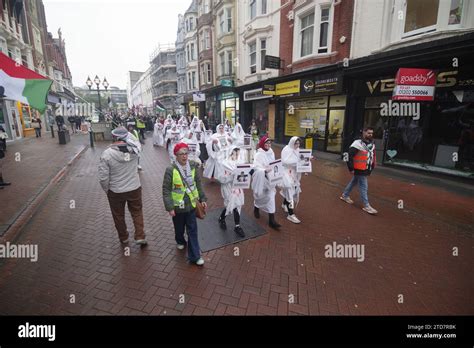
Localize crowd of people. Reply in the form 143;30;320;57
99;112;378;267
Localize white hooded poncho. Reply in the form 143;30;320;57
251;147;277;214
217;148;245;215
153;121;164;146
279;136;302;206
203;124;233;179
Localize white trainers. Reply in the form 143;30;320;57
340;196;354;204
287;214;301;224
281;203;288;213
195;258;205;266
362;205;378;215
120;239;129;244
137;165;143;171
135;239;148;245
176;244;185;250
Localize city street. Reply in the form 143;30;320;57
0;132;472;316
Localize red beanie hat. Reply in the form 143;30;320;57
258;135;271;150
173;142;189;155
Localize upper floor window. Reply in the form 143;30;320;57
403;0;466;37
219;8;232;34
262;0;267;15
250;0;257;20
300;12;314;57
249;41;257;74
404;0;438;34
318;7;329;53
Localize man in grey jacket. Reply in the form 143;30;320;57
98;126;147;245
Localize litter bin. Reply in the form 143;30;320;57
58;129;70;145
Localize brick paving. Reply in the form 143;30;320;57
0;132;88;234
0;132;472;315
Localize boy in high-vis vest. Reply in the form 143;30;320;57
340;127;378;215
162;142;208;265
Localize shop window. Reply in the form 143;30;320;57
404;0;439;35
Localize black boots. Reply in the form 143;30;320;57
254;206;260;219
234;225;245;238
0;175;10;186
218;216;227;230
269;214;281;229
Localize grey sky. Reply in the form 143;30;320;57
43;0;191;89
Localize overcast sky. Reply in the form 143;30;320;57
43;0;191;89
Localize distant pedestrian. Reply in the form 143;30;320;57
98;126;147;245
340;126;378;215
74;115;82;132
162;142;207;266
67;115;76;134
136;116;146;141
32;115;42;137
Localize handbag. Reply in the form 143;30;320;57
31;122;40;129
178;166;206;219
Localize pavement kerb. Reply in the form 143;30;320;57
0;144;89;244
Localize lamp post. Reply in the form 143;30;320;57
86;75;109;122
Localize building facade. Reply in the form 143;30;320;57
126;71;144;108
183;0;199;116
150;44;178;114
130;66;153;115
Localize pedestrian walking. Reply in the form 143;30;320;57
98;126;147;245
67;115;76;134
0;125;10;190
217;147;246;237
126;124;143;171
153;119;164;146
55;114;65;131
280;137;310;224
251;135;281;229
136;116;146;141
162;142;208;266
31;115;42;138
340;127;378;215
74;115;82;133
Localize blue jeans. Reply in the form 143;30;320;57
172;210;201;262
342;175;369;207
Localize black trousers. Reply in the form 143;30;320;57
220;208;240;225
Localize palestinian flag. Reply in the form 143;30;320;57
155;99;166;112
0;52;52;112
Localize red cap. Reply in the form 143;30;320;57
173;142;189;155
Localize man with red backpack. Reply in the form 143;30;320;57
340;127;378;215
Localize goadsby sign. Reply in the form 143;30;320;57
392;68;437;101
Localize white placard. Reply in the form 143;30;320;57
188;143;197;154
268;159;283;185
243;134;251;148
297;149;312;173
232;164;252;189
205;130;213;142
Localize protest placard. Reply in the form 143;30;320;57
297;149;312;173
233;164;252;189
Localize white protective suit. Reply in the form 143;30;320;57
251;147;277;214
203;124;233;179
217;148;245;215
153;121;164;146
279;136;302;207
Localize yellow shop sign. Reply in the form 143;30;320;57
275;80;300;96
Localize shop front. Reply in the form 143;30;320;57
218;92;239;126
276;73;346;153
242;88;272;137
346;34;474;179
